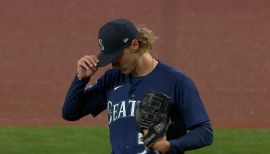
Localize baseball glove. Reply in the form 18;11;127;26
135;91;170;148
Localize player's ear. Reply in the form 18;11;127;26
131;39;139;52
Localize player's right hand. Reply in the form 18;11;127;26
77;55;99;80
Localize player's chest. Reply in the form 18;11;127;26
106;77;173;125
107;77;172;101
106;80;142;125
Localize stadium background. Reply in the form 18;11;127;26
0;0;269;153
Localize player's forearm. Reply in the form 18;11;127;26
167;121;213;153
62;74;90;121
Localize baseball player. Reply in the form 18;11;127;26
62;19;213;154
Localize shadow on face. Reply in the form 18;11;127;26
112;39;140;74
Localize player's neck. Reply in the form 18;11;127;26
131;52;157;77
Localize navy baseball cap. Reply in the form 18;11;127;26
96;19;138;67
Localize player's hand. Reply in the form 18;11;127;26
151;138;170;153
77;55;99;80
142;130;170;153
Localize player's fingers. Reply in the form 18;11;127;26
78;60;90;70
82;56;95;68
79;57;91;68
142;129;149;136
86;55;99;64
89;66;98;72
93;56;99;64
85;56;98;67
89;56;98;67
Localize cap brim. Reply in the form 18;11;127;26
96;50;122;67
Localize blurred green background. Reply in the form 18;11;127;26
0;126;269;154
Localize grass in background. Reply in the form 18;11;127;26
0;126;269;154
0;126;110;154
187;129;270;154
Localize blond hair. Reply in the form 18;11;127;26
136;25;158;52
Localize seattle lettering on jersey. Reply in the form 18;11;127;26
107;100;140;124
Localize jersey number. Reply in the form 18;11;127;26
138;133;147;154
138;133;161;154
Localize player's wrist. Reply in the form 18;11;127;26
76;74;89;80
76;74;91;83
152;139;170;153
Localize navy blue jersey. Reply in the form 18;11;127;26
63;61;211;154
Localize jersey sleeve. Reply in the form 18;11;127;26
168;121;213;153
62;73;108;121
174;78;210;129
83;73;108;116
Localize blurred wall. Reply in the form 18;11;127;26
0;0;269;128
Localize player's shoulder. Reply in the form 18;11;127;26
102;67;126;83
105;68;125;79
157;61;198;92
104;67;122;77
157;61;190;82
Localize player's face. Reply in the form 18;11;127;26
112;39;140;74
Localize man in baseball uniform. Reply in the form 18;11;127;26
62;18;213;154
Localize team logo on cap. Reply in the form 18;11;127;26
123;38;129;43
98;39;104;51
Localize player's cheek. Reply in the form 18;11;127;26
120;52;133;71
